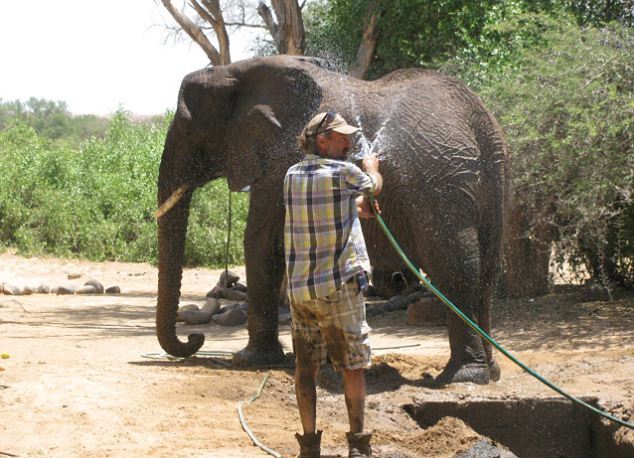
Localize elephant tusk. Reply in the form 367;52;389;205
155;184;192;219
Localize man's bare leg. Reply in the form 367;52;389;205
342;368;366;433
295;365;320;434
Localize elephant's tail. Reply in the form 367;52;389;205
472;103;510;360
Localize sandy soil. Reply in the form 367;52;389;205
1;252;633;457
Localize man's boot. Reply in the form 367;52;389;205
295;430;322;458
346;431;372;458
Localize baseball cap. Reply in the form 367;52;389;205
303;111;360;138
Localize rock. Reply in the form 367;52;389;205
178;309;213;325
406;296;446;326
76;285;98;295
2;284;22;295
365;304;385;318
177;304;199;323
201;298;221;315
232;282;248;292
382;295;412;312
57;285;76;295
363;284;378;298
212;307;247;326
221;287;247;301
218;270;240;288
36;284;51;294
219;302;248;314
105;286;121;294
456;439;518;457
278;309;292;325
66;272;82;280
206;285;224;298
84;279;104;294
179;304;200;313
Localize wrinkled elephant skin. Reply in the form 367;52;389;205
155;56;509;385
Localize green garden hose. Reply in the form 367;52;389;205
370;196;634;430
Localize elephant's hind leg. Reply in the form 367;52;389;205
419;221;491;385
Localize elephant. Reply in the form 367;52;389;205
155;55;509;385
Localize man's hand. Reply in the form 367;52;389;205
361;153;383;196
361;153;380;173
356;195;381;219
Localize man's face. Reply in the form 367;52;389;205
318;131;352;160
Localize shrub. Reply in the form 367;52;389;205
475;15;634;286
0;112;249;267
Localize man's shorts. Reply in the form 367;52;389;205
290;276;371;372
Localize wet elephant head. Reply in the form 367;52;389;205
155;57;322;357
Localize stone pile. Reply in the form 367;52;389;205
177;270;292;327
2;273;121;296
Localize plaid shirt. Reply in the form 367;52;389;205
284;154;376;303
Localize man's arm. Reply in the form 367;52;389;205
356;153;383;218
361;153;383;196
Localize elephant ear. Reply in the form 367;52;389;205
224;60;323;191
225;104;283;191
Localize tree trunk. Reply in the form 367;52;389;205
350;0;382;79
258;0;305;55
503;198;553;297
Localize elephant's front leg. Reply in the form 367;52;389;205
232;186;286;367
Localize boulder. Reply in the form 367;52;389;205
218;270;240;288
57;285;76;295
406;296;446;326
36;284;51;294
105;285;121;294
206;284;224;298
76;285;98;295
84;279;104;294
212;307;247;326
221;287;247;301
2;284;22;296
201;298;221;315
232;282;248;293
278;308;291;325
178;309;213;325
66;272;82;280
382;295;411;312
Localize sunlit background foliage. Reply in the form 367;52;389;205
0;0;632;283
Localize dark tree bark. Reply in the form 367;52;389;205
503;196;554;297
257;0;305;55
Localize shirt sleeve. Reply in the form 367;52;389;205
344;162;376;195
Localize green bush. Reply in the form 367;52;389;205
0;112;249;267
474;15;634;286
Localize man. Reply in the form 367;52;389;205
284;111;383;458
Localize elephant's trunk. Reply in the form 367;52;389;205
155;133;205;357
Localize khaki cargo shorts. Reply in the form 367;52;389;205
290;276;371;372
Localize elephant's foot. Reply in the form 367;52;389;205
488;358;501;382
434;360;490;386
232;341;285;368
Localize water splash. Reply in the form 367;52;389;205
350;125;386;161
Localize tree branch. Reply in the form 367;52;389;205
191;0;231;64
224;21;267;29
160;0;222;65
257;2;279;42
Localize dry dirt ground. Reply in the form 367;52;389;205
1;252;633;457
